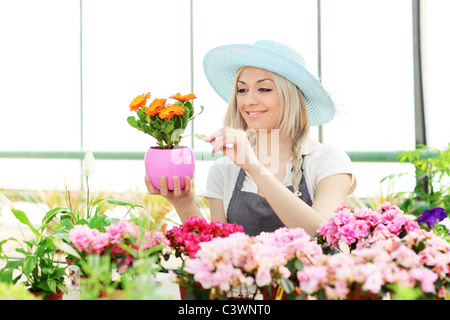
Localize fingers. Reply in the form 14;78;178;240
204;128;224;142
159;176;169;197
145;175;192;199
207;127;241;153
184;176;192;193
172;176;182;197
172;176;192;196
145;175;160;195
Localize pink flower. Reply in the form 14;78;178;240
166;216;244;259
297;265;327;294
318;202;420;251
69;220;171;273
409;268;438;293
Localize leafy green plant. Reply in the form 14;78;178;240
79;241;172;300
0;282;42;300
382;144;450;217
127;92;203;149
0;208;73;298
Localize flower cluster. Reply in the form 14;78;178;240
165;216;244;259
180;227;322;299
127;92;203;149
318;203;419;251
417;207;447;229
69;220;171;273
297;228;450;300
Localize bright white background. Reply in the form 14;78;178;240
0;0;449;201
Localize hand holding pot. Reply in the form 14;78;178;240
145;175;195;207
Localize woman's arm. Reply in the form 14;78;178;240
206;127;352;236
207;198;228;223
248;163;352;235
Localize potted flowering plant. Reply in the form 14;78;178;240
174;227;322;300
127;92;204;190
317;202;420;252
165;216;243;260
297;228;450;300
69;219;171;274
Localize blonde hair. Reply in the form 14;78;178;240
224;68;310;194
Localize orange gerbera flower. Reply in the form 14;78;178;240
145;98;166;116
129;92;151;112
158;104;185;120
170;93;196;102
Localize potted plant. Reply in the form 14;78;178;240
0;282;42;300
69;219;172;299
317;202;420;253
69;219;171;275
173;227;322;300
0;208;77;300
165;216;244;260
297;228;450;300
127;92;204;190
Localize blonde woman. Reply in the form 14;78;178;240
145;40;356;237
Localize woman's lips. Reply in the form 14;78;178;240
246;110;267;118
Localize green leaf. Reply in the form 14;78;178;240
127;116;138;128
0;267;14;283
23;255;38;275
47;278;57;293
104;199;133;206
41;207;70;226
280;278;294;294
11;208;40;238
52;239;81;259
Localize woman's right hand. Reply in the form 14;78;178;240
205;127;260;172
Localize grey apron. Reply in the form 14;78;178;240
227;160;312;236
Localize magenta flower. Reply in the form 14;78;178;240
165;216;244;259
417;207;447;229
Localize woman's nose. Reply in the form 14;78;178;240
241;90;259;106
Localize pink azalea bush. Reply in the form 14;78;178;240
297;228;450;300
69;220;171;273
165;216;244;259
318;202;419;251
179;227;322;299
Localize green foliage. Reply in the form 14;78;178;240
79;252;172;300
128;99;203;149
383;144;450;217
0;282;41;300
0;208;68;298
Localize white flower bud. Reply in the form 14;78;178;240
82;150;95;177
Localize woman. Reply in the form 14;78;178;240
145;40;356;237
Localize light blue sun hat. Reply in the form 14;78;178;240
203;40;336;126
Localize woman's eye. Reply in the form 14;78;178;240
259;88;272;92
237;88;247;93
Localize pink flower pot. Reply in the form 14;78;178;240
145;146;195;190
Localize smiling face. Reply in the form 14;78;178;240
236;67;282;131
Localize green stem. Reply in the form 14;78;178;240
86;176;90;219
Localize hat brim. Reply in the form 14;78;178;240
203;43;335;126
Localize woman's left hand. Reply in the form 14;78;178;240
205;127;260;171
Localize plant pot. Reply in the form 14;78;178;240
345;284;383;300
30;290;64;300
98;289;126;300
262;285;286;300
145;146;195;190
